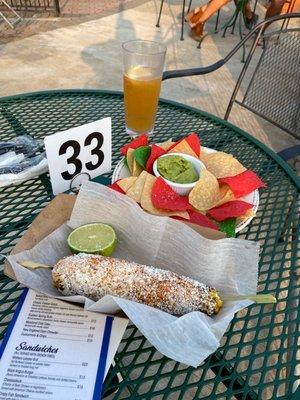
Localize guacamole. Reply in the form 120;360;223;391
157;155;198;184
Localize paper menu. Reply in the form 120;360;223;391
0;289;128;400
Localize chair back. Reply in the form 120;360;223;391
162;13;300;139
229;28;300;138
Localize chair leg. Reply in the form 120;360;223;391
215;9;220;33
156;0;165;28
231;12;238;34
181;0;186;40
187;0;193;14
222;10;237;37
238;12;246;62
197;32;208;49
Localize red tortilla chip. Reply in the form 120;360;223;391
108;180;125;194
208;200;253;221
185;133;201;157
146;144;167;173
174;210;219;231
151;177;192;211
187;210;219;230
218;170;267;198
120;134;148;156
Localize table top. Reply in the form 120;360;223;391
0;89;299;400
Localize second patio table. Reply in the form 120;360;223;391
0;90;299;400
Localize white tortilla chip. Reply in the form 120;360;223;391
126;171;148;203
126;148;134;174
158;139;173;151
212;184;235;208
118;176;137;192
169;140;198;158
201;152;246;178
132;159;143;177
189;169;221;211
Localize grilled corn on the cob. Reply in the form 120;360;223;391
52;254;222;316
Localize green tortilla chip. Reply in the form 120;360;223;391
218;218;236;238
133;146;151;168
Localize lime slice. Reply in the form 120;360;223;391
68;223;117;256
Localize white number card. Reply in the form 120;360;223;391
44;118;112;195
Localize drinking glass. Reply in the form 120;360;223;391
122;40;167;136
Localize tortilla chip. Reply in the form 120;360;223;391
218;218;236;237
173;210;219;231
239;209;256;220
126;148;134;174
133;146;151;168
132;159;143;177
218;170;267;198
120;133;148;155
141;173;189;218
188;169;221;211
201;152;246;178
126;171;148;203
108;180;125;194
168;134;201;157
146;144;167;174
158;139;174;151
208;200;253;221
151;177;192;211
117;176;137;192
212;184;235;207
168;139;198;158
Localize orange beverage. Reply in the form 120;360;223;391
124;66;162;134
122;40;166;136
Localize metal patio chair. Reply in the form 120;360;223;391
162;13;300;139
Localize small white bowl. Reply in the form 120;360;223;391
153;152;206;196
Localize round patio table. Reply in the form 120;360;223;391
0;89;299;400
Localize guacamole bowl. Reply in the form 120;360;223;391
153;153;206;196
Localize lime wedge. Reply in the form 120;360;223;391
68;223;117;256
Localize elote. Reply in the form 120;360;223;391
52;254;222;316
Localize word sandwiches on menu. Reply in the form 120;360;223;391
0;289;127;400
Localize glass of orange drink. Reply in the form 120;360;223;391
122;40;167;136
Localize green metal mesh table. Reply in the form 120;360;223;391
0;90;299;400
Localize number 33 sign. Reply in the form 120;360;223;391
44;118;111;195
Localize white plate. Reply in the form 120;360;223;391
112;146;259;233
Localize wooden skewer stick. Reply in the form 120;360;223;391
222;294;277;304
20;261;52;270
